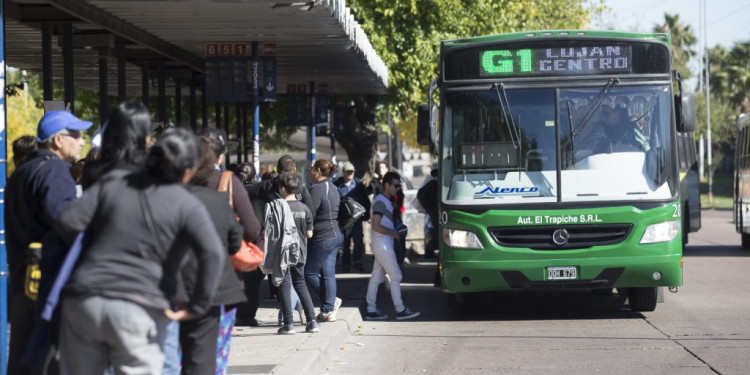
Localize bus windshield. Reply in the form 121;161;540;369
441;84;677;204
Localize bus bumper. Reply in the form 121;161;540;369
441;254;682;293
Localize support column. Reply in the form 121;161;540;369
175;80;182;128
42;24;53;102
98;48;109;125
235;103;242;164
330;104;337;165
158;61;166;123
251;42;260;174
116;39;127;102
63;24;74;113
243;103;249;162
202;87;208;128
215;102;221;128
307;81;316;174
141;63;150;108
190;72;197;132
224;104;229;166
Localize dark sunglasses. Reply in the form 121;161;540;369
61;129;83;140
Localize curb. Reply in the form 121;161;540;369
272;307;363;375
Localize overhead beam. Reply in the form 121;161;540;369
49;0;204;72
5;3;80;23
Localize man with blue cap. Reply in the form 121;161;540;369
4;110;92;374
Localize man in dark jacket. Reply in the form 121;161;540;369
4;110;92;374
417;169;439;259
246;154;313;210
334;162;371;272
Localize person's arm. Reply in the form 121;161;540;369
231;175;261;243
41;161;79;224
225;205;244;255
299;185;314;215
54;176;103;245
371;213;392;236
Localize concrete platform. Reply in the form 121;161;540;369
227;306;363;375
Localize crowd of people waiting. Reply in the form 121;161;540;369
5;100;425;375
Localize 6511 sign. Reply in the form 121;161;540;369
206;43;247;57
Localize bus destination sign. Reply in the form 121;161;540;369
479;45;632;77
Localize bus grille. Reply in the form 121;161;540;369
489;224;633;250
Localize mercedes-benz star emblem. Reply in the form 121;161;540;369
552;229;570;246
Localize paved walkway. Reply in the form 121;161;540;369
225;242;433;374
227;306;363;375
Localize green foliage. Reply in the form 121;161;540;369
348;0;599;146
653;13;697;81
693;41;750;174
6;90;44;175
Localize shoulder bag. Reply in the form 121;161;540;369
218;171;264;272
335;181;367;231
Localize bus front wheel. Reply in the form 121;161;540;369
628;287;658;312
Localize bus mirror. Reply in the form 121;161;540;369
417;104;432;145
680;94;696;132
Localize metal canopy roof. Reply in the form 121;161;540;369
4;0;388;97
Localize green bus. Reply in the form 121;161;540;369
417;30;696;312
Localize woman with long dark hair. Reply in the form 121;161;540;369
305;159;344;322
80;101;153;190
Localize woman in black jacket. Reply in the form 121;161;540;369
55;129;224;374
173;139;247;374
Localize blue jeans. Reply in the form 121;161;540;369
162;320;181;375
342;220;364;267
305;233;343;313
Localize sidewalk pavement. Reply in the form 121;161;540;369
227;306;363;375
225;241;431;374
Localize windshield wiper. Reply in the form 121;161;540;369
572;78;619;137
493;83;524;176
493;83;521;150
566;100;576;164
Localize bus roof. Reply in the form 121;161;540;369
441;30;671;52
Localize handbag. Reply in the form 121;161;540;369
218;171;264;272
338;191;367;231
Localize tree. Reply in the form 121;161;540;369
653;13;697;81
6;89;44;175
337;0;597;174
696;41;750;174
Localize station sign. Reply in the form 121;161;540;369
205;42;249;102
263;43;276;56
261;57;277;102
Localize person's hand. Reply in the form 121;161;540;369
164;307;192;321
634;128;650;152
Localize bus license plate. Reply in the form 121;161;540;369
547;266;577;280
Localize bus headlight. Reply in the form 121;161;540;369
443;229;484;249
640;220;680;244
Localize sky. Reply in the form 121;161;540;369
598;0;750;49
595;0;750;89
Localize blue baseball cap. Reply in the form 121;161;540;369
37;110;93;141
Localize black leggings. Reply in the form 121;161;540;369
279;263;316;325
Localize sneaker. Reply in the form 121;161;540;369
333;297;342;312
364;310;388;320
316;311;336;322
395;307;420;320
306;320;320;333
277;324;296;335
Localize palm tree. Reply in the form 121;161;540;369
654;13;697;81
